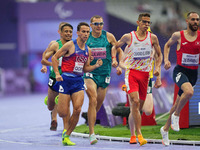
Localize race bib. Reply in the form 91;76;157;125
86;72;93;78
133;47;151;59
91;47;107;59
182;53;199;66
48;78;53;86
73;62;84;73
105;77;111;84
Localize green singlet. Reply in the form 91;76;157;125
86;30;112;75
49;40;63;78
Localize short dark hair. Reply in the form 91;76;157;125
187;11;199;19
59;22;68;31
90;15;103;23
61;23;73;31
138;13;150;21
77;22;90;31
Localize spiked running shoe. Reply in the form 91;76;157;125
55;95;59;104
129;135;137;144
44;96;48;105
50;120;57;131
160;126;169;146
62;131;75;146
62;129;67;140
138;135;147;146
171;113;180;131
89;134;98;145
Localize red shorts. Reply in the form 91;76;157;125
125;69;149;101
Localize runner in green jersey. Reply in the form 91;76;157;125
83;15;123;145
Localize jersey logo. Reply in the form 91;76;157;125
195;41;200;46
176;72;181;83
182;42;188;45
59;85;64;93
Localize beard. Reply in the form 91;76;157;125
189;23;198;31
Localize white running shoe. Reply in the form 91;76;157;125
89;133;98;145
160;126;169;146
171;113;180;131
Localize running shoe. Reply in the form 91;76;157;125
138;135;147;146
55;95;59;104
171;113;180;131
62;129;67;139
160;126;169;146
62;132;76;146
89;133;98;145
129;135;137;144
50;120;57;131
44;96;48;105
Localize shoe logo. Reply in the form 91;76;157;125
176;72;181;83
182;42;188;45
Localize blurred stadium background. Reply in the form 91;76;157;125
0;0;200;126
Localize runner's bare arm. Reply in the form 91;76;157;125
164;32;180;70
152;34;163;76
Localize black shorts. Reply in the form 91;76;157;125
173;65;198;96
48;76;57;92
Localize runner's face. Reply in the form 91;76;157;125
91;18;104;33
138;16;151;32
61;26;73;41
78;25;90;42
188;13;199;32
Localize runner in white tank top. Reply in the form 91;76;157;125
125;30;154;72
112;13;162;146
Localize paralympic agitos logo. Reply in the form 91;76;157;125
54;3;73;19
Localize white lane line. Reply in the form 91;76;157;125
0;139;33;145
0;124;48;133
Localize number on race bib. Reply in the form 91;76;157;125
73;62;84;73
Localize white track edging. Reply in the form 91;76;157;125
71;132;200;146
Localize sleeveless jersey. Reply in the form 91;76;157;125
124;31;154;72
49;40;63;78
86;30;112;75
176;30;200;70
61;39;89;76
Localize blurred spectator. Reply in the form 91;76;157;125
153;2;185;37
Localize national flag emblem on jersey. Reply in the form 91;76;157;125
134;41;139;46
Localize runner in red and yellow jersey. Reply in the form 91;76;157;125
112;13;162;146
125;27;162;144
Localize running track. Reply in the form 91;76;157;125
0;94;199;150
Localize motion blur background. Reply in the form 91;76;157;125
0;0;200;126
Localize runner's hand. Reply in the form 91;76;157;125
116;66;122;75
154;77;162;88
112;57;118;68
96;59;103;67
56;74;63;82
153;68;159;76
164;60;171;70
41;65;47;73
